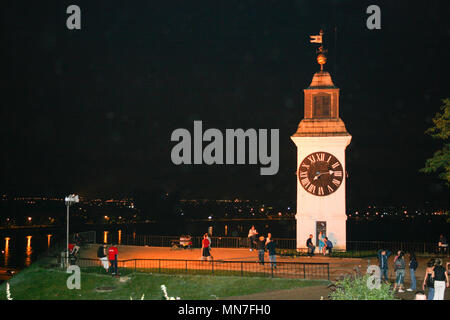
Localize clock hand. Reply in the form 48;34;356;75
313;170;335;180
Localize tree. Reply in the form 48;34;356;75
420;98;450;185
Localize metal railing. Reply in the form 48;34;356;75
105;234;446;255
74;257;330;280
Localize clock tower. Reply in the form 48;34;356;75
291;32;351;251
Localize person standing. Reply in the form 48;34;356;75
393;251;406;292
256;235;266;265
407;252;418;291
108;244;119;275
248;226;258;252
377;249;392;284
432;258;449;300
201;234;212;261
306;234;315;256
422;259;436;300
97;244;109;271
438;234;448;254
266;237;277;269
318;232;325;255
265;232;272;245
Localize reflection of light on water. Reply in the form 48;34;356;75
118;230;122;245
25;235;32;267
4;237;10;266
103;231;108;244
47;234;52;248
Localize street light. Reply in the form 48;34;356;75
65;194;79;267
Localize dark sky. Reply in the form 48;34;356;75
1;0;449;208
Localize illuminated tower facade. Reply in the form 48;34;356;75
291;31;351;250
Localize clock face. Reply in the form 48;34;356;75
298;151;344;196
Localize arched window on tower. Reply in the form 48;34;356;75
313;93;331;118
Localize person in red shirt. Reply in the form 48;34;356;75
201;234;212;261
108;244;119;275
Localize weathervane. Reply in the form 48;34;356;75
310;29;327;71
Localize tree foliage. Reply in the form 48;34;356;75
420;98;450;184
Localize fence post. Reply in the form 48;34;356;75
185;260;188;273
303;264;306;279
211;258;214;275
134;259;137;273
271;262;274;278
159;260;161;273
327;264;330;281
241;261;243;277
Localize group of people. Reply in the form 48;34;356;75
306;232;333;256
377;249;450;300
247;226;277;267
97;243;119;275
179;235;192;249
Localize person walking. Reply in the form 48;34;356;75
108;243;119;276
422;259;435;300
266;237;277;269
432;258;449;300
318;232;325;255
407;252;418;291
377;249;392;284
257;235;266;265
306;234;315;256
393;251;406;292
248;226;258;252
201;233;212;261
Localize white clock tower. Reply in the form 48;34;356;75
291;33;351;251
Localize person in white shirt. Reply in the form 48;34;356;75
248;225;258;252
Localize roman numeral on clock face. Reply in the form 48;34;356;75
327;185;334;193
307;184;316;194
331;162;340;169
332;179;341;186
318;187;324;196
301;178;310;187
299;171;308;178
316;153;325;161
307;155;316;163
334;171;342;177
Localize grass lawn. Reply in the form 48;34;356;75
0;263;329;300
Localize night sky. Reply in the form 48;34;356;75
1;0;449;209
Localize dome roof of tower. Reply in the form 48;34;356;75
307;71;337;89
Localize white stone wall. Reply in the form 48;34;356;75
291;135;351;250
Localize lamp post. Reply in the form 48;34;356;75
64;194;79;267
